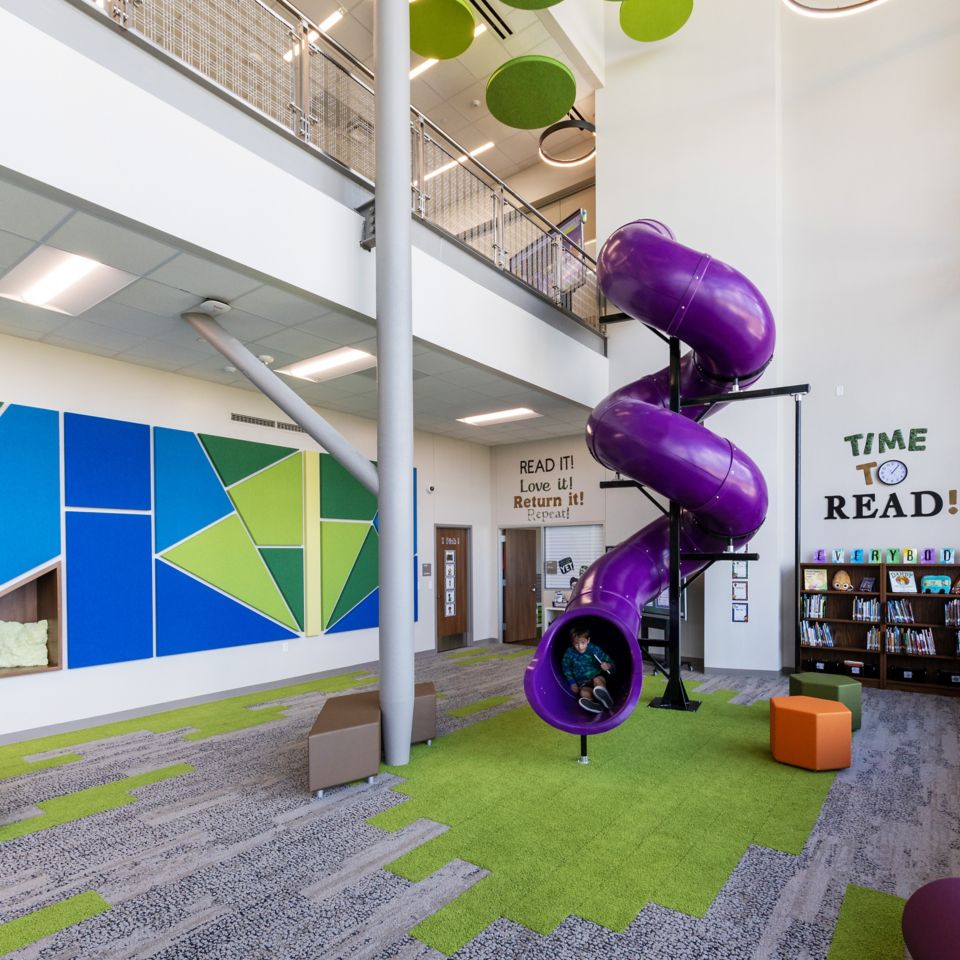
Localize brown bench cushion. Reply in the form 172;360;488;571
308;692;381;793
353;681;437;745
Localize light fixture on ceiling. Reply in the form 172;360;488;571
277;346;376;382
538;117;596;169
0;245;137;315
457;407;541;426
781;0;893;16
283;9;343;61
424;142;495;181
474;23;486;37
410;58;438;80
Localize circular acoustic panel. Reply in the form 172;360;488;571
620;0;694;42
410;0;475;60
486;56;577;130
498;0;563;8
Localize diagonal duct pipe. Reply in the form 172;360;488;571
524;220;776;735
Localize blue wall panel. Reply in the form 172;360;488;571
154;427;233;551
0;404;60;585
155;560;297;656
65;413;150;510
66;512;153;667
327;587;379;634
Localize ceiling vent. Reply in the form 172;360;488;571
467;0;512;39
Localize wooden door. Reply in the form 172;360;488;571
436;527;469;652
503;528;538;644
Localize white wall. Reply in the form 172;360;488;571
0;333;497;736
597;0;784;671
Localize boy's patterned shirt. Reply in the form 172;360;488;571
561;642;613;687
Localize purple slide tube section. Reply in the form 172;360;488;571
524;220;776;736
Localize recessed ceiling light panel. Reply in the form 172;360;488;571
277;346;376;382
457;407;542;426
0;245;138;316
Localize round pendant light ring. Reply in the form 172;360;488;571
538;118;597;168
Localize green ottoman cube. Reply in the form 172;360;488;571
789;673;862;731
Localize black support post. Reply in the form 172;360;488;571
794;393;803;672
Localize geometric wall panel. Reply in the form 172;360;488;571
327;586;379;635
320;452;377;521
229;452;303;546
161;514;299;631
64;413;150;510
320;521;370;629
65;511;153;667
199;434;295;487
0;404;60;586
260;547;304;631
156;560;297;656
154;427;233;551
327;525;379;629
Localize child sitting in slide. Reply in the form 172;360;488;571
562;626;615;714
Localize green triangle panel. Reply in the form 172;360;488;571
328;525;379;628
161;514;298;631
199;434;297;487
320;453;377;521
321;521;370;628
260;547;304;630
229;452;303;546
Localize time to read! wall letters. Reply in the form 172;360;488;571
826;426;957;521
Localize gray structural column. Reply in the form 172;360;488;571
374;0;415;764
183;307;379;496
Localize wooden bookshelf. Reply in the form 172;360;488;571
0;562;62;679
798;562;960;696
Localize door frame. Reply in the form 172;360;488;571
433;524;473;652
498;525;542;644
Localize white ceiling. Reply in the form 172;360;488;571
292;0;597;183
0;175;592;446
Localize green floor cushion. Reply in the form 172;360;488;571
789;673;862;731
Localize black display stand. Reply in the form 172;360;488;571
601;325;809;711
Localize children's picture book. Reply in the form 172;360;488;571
803;568;828;592
888;569;917;594
858;576;876;592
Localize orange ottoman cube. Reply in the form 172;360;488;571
770;695;851;771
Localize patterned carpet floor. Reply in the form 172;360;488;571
1;644;957;959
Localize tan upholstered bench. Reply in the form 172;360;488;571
308;692;381;798
354;681;437;746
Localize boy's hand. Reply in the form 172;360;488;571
570;683;580;694
600;662;612;671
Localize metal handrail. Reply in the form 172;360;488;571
88;0;600;327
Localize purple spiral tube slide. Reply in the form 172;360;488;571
524;220;776;735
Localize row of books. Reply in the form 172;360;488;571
865;626;880;651
886;627;936;656
802;595;827;618
801;620;834;647
946;600;960;627
886;600;915;624
852;598;881;622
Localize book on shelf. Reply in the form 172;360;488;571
852;597;880;622
889;569;917;593
858;576;876;591
804;568;828;592
886;626;936;656
801;620;834;647
945;599;960;627
866;626;880;651
802;594;826;618
886;599;915;624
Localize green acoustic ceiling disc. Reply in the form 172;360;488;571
486;56;577;131
620;0;694;42
410;0;475;60
498;0;563;9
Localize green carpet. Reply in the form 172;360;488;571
446;695;512;718
450;650;531;666
827;884;905;959
0;671;376;782
0;892;110;954
371;678;835;955
0;764;193;843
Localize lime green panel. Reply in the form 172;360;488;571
328;526;379;627
827;885;905;960
0;892;110;954
0;764;193;842
162;514;298;630
229;453;303;545
485;56;576;130
0;670;377;781
620;0;694;42
261;548;304;630
320;453;377;521
410;0;475;60
446;695;511;718
199;434;296;487
321;522;370;627
303;452;322;635
498;0;562;7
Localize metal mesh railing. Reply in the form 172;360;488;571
100;0;602;331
